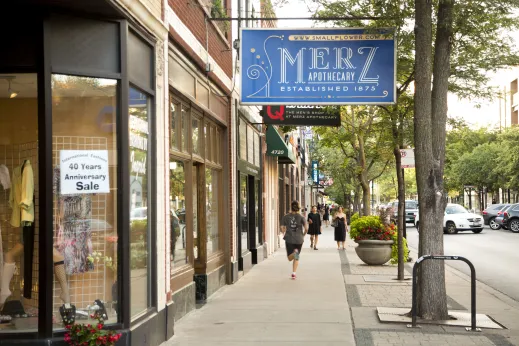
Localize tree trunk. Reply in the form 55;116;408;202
358;135;371;216
414;0;453;320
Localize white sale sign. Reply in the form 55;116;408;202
60;150;110;195
400;149;415;168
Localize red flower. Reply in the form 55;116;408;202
97;323;103;330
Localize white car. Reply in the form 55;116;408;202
414;204;483;234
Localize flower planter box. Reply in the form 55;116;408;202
354;239;394;265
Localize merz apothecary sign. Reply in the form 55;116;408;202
240;28;396;105
261;105;341;126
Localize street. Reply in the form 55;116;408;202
406;224;519;302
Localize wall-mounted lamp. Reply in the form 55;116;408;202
4;77;18;98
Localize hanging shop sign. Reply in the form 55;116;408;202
60;150;110;195
400;149;415;169
312;160;319;184
261;105;341;126
240;28;396;105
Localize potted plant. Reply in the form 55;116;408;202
64;308;122;346
349;214;396;265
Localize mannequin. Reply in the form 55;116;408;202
0;160;72;308
0;247;71;305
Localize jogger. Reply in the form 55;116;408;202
281;201;308;279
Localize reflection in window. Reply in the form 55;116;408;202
193;165;200;260
129;87;151;318
170;160;187;270
182;105;189;152
255;180;261;245
51;75;118;330
204;123;210;160
206;169;220;255
240;174;249;254
192;117;200;155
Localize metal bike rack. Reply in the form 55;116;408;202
408;255;481;332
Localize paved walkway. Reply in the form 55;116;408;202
164;224;519;346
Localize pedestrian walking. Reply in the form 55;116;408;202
281;200;308;280
332;206;347;250
323;204;330;227
307;205;321;250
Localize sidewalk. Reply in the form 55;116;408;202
163;225;519;346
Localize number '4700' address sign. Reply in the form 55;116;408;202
60;150;110;195
240;28;396;105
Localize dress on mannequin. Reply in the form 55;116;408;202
0;164;11;297
7;160;35;299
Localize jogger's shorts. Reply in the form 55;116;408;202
285;242;303;257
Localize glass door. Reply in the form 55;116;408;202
239;174;248;255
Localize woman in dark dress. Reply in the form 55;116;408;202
323;205;330;226
332;206;347;250
307;205;322;250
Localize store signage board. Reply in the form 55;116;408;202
261;105;341;126
240;28;396;105
400;149;415;168
60;150;110;195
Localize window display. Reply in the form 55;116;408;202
51;75;119;330
0;73;40;332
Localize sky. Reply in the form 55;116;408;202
273;0;519;130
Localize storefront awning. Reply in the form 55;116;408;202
266;126;296;164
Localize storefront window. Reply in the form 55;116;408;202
256;180;261;245
51;75;119;330
206;169;220;255
216;128;221;164
170;160;187;269
247;126;254;164
128;87;152;319
170;100;180;150
254;132;260;167
0;73;39;333
239;118;247;160
204;123;210;160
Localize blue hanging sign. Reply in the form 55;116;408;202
240;28;396;105
312;160;319;185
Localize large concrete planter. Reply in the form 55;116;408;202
354;240;394;265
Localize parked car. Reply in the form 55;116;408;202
389;200;419;224
501;203;519;233
414;203;483;234
482;204;510;230
494;204;513;230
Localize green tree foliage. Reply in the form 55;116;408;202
315;106;393;216
445;126;519;195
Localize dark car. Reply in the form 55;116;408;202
482;204;510;230
495;204;514;230
389;200;419;224
501;203;519;233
